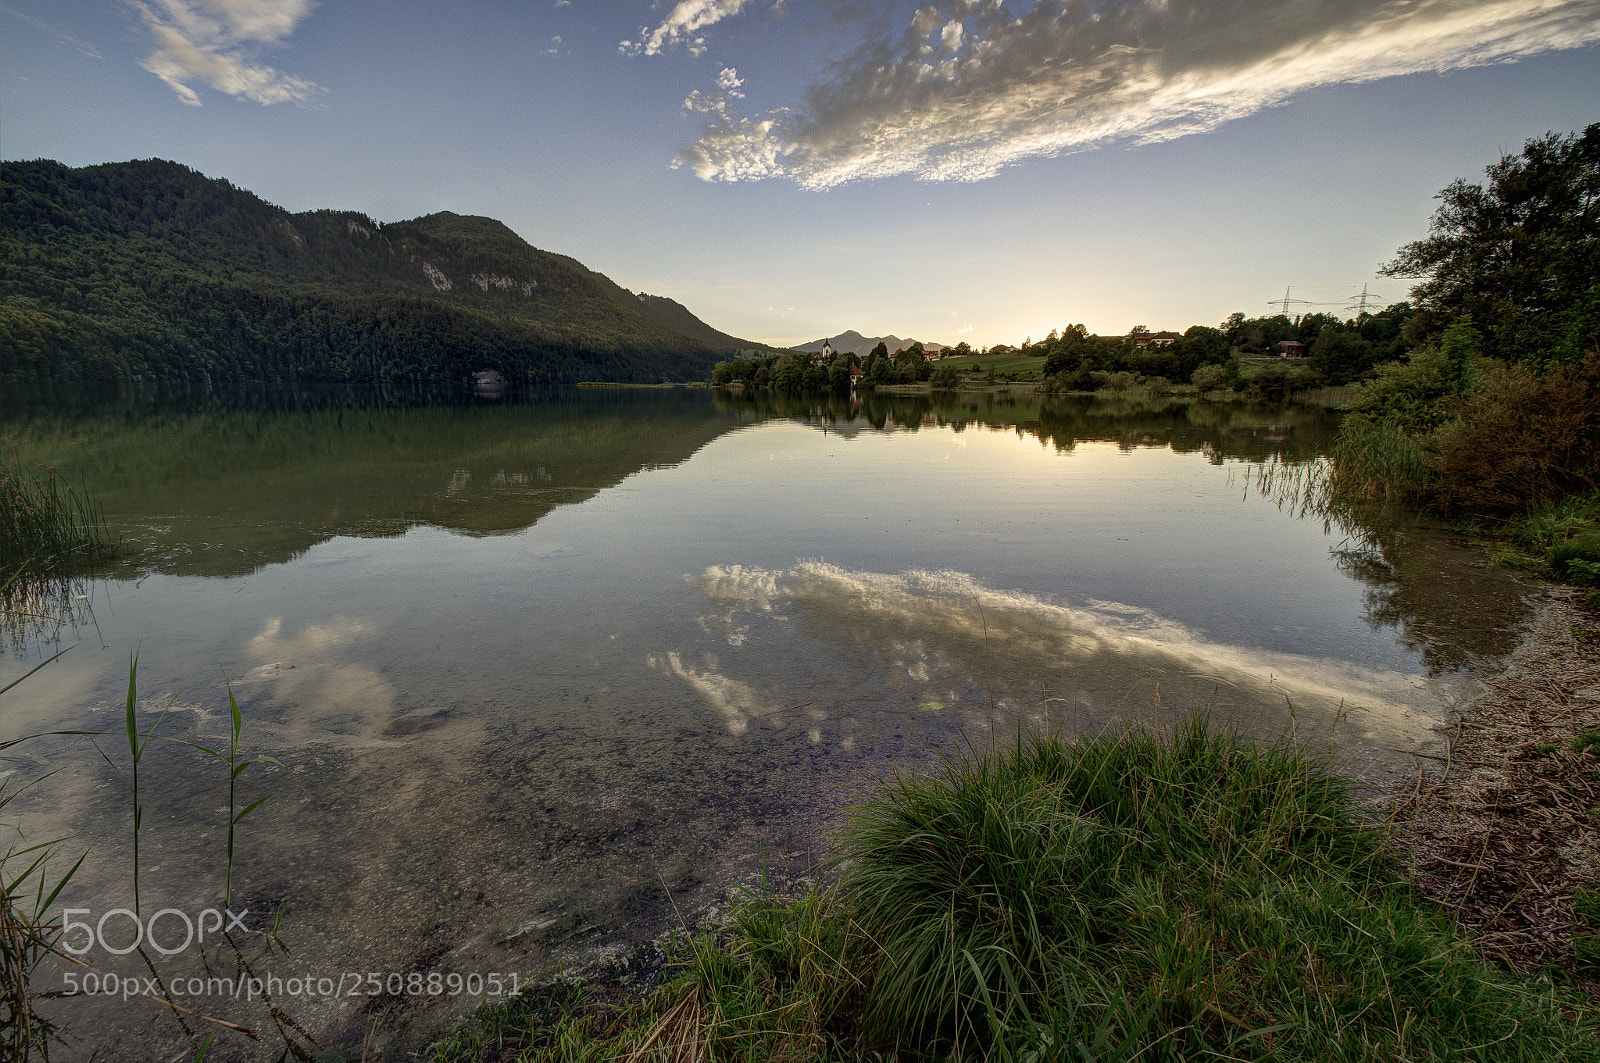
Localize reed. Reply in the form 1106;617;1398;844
0;602;86;1062
1324;415;1432;503
1;655;292;1060
0;451;113;580
188;680;281;907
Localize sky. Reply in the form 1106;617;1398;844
3;1;1598;349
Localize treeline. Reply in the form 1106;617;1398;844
712;340;940;393
1;159;732;393
719;308;1417;400
1017;302;1413;395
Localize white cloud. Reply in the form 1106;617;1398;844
715;65;745;96
684;0;1600;188
131;0;322;106
621;0;752;57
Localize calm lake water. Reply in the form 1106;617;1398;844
3;387;1530;1059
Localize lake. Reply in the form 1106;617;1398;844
2;386;1530;1059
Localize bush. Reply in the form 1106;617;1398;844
1429;352;1600;514
929;362;961;390
1343;342;1473;432
1190;362;1227;396
1251;362;1294;401
1551;531;1600;584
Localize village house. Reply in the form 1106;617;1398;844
1277;340;1307;358
1129;328;1180;348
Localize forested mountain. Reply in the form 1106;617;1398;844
1;158;766;392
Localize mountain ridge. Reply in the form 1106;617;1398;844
0;158;776;392
792;330;945;356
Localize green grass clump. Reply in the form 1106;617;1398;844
838;720;1596;1060
1324;415;1432;503
1518;492;1600;552
433;721;1600;1062
1550;532;1600;583
0;450;112;579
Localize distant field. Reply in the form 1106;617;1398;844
935;352;1049;379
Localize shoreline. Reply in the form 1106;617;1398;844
1393;586;1600;986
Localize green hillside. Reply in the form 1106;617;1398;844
0;159;761;392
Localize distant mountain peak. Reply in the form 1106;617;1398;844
793;330;944;356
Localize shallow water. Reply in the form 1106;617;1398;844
2;388;1530;1059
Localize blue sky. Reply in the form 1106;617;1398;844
4;1;1597;348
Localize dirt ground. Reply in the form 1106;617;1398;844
1391;587;1600;986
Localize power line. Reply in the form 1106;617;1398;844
1267;286;1312;316
1344;284;1383;318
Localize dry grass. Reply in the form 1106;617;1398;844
1394;589;1600;981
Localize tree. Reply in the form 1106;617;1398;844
1382;124;1599;365
1309;326;1375;384
864;354;894;386
930;362;961;390
1251;363;1293;402
893;342;931;382
1191;363;1226;396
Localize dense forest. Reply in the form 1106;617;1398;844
0;159;772;394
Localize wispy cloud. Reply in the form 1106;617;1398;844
131;0;322;106
681;0;1600;188
621;0;753;57
1;5;104;58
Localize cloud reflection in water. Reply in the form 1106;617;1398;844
665;562;1467;765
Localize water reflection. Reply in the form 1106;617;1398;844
4;389;753;578
1246;457;1529;674
669;561;1450;759
3;387;1535;1060
714;390;1341;463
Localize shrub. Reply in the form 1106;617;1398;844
1429;352;1600;515
1552;532;1600;584
1250;362;1294;401
930;362;961;390
1342;344;1469;431
1190;362;1227;396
